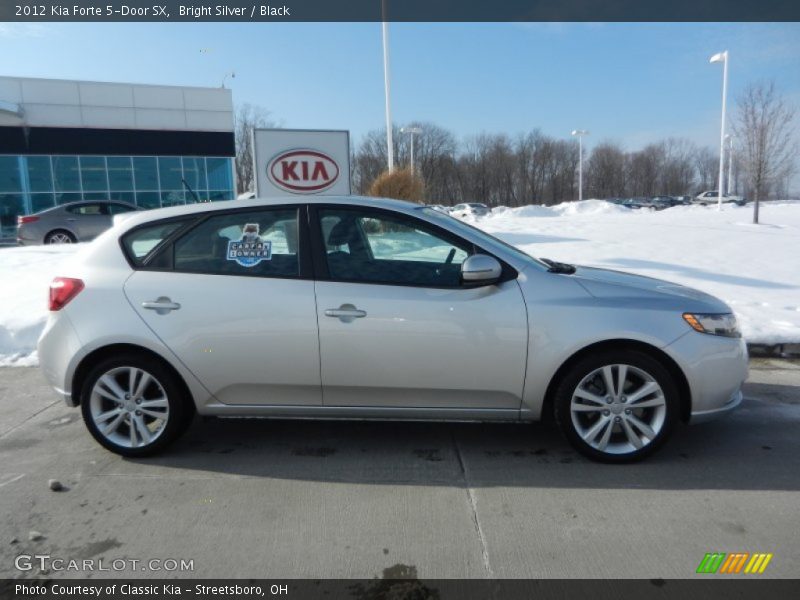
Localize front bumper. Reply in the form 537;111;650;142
665;331;748;424
689;388;743;423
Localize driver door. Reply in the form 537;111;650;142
312;206;528;410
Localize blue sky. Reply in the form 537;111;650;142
1;22;799;152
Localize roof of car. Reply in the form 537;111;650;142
113;195;420;231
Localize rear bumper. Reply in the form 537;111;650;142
37;311;83;407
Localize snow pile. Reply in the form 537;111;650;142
0;245;80;366
491;199;630;219
0;201;798;367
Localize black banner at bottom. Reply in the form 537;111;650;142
2;579;800;600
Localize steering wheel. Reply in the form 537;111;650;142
445;248;456;264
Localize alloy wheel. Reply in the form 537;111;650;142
89;366;170;449
570;363;667;455
48;232;74;244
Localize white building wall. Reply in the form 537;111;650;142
0;76;233;132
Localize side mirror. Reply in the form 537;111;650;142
461;254;502;285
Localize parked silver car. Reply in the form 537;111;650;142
693;191;746;206
38;196;747;462
451;203;491;218
17;200;139;245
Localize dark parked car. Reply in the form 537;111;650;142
17;201;139;245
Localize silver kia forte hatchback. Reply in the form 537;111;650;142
38;196;748;462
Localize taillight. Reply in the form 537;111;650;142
49;277;84;311
17;215;39;225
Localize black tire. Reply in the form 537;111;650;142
80;353;194;457
44;229;76;244
553;349;679;463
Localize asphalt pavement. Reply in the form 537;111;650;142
1;359;798;579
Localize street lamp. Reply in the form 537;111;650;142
381;0;394;170
571;130;589;202
710;50;729;211
400;127;422;175
725;134;734;195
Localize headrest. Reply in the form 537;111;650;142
327;219;355;246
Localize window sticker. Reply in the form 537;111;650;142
227;223;272;267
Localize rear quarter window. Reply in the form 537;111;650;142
122;220;190;266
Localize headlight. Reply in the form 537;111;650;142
682;313;741;338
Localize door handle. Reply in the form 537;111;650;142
66;218;76;222
325;304;366;322
142;297;181;315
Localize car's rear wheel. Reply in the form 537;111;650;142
45;230;76;244
554;350;679;463
80;354;193;457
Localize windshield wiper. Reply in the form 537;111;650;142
541;258;576;275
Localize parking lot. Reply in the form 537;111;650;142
1;358;799;580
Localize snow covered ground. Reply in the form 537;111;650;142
472;200;800;345
0;200;798;366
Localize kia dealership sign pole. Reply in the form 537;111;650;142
252;129;352;198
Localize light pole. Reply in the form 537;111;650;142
401;127;422;175
710;50;729;211
725;134;734;195
571;130;589;202
381;0;394;170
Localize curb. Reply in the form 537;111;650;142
748;343;800;359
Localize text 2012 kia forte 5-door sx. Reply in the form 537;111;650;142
38;196;748;462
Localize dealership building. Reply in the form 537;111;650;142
0;75;236;237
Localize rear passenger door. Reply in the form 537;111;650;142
123;205;322;406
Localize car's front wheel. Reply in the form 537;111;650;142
554;350;679;463
80;354;193;457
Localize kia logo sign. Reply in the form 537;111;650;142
267;149;340;193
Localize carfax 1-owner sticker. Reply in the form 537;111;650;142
227;224;272;267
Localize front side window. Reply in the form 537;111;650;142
318;208;471;287
173;208;299;278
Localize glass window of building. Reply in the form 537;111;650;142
107;157;134;191
0;154;235;238
0;157;23;193
52;156;81;192
80;156;109;193
133;157;159;191
158;157;183;191
26;157;53;193
182;157;208;192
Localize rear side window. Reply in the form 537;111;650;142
122;220;188;266
173;208;299;278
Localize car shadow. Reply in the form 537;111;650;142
601;257;797;289
493;232;587;245
129;391;800;492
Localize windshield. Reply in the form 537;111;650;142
417;207;549;269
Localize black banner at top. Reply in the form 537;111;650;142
3;0;800;22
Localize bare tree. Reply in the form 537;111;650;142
694;147;720;193
234;103;276;195
732;82;797;223
586;141;626;199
